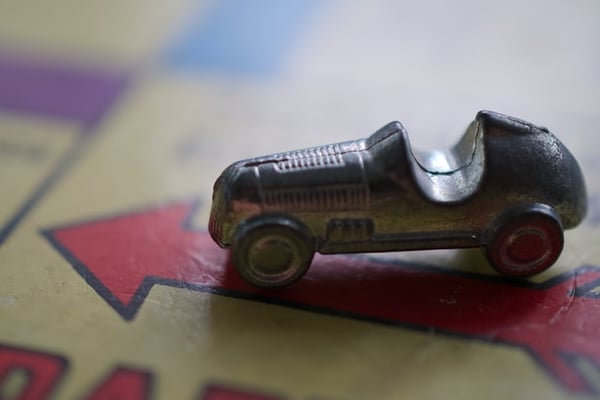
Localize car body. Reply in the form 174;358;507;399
209;111;587;287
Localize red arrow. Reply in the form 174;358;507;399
42;201;600;394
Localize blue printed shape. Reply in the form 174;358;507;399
165;0;320;76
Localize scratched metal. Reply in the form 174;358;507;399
209;111;587;287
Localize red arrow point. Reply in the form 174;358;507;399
43;201;227;317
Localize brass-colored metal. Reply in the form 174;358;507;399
209;111;587;287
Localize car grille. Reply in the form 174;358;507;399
275;144;344;172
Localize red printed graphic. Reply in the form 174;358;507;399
42;201;600;394
84;366;153;400
200;383;283;400
0;344;68;400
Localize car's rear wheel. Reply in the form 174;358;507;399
484;204;563;277
232;217;314;288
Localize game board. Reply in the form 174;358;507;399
1;1;599;399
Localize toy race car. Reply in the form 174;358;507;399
209;111;587;287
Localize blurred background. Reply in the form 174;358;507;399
1;0;598;146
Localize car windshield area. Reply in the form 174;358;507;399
410;120;485;203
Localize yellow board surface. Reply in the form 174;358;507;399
0;1;599;399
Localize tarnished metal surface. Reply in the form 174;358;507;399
209;111;587;287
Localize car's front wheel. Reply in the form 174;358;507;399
484;204;564;277
232;217;314;288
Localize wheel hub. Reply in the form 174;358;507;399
249;235;298;274
506;228;547;263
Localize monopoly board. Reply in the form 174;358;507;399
1;1;599;399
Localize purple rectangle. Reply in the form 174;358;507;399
0;55;128;128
